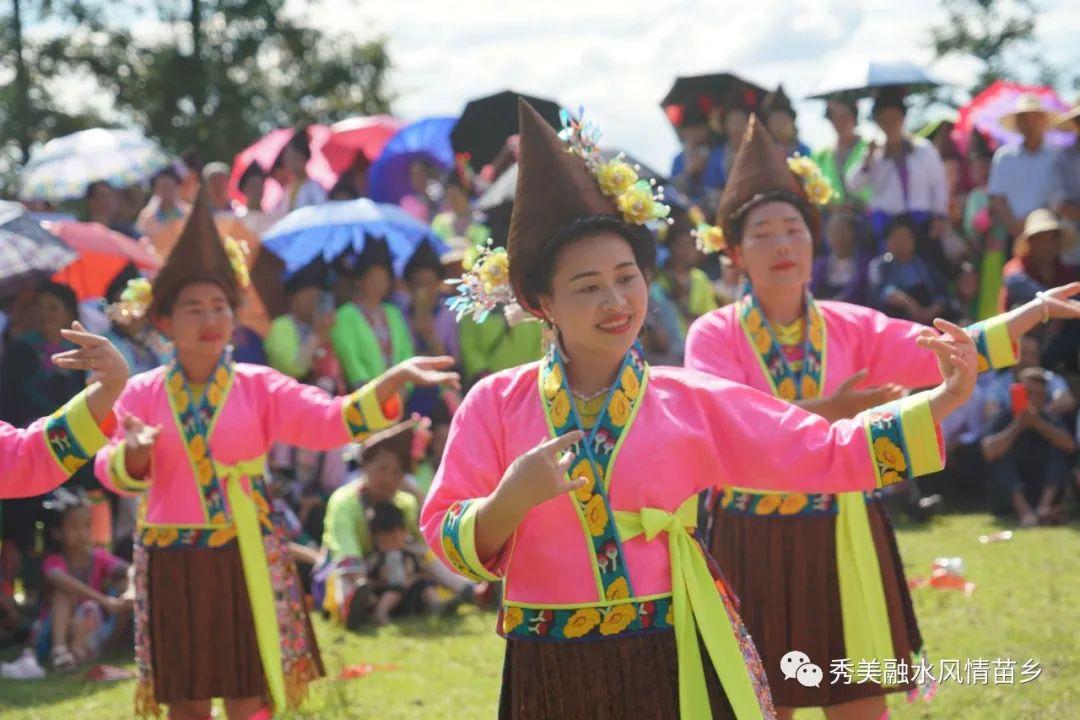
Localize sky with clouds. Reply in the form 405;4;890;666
297;0;1079;170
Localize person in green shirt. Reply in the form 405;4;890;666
812;98;872;209
331;240;416;390
264;263;335;381
458;311;544;387
318;421;480;627
652;213;719;340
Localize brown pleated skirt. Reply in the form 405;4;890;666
710;499;921;709
499;631;737;720
147;542;324;704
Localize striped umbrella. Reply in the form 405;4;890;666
19;128;170;202
0;201;78;296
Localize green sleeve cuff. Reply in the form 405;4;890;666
969;316;1018;372
44;390;108;476
440;499;501;583
342;381;403;439
108;441;152;494
864;393;945;488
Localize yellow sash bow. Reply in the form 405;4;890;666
217;456;289;712
615;496;764;720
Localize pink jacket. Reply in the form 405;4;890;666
1;389;110;499
421;362;942;607
95;363;396;527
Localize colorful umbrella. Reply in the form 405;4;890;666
953;80;1074;156
45;221;160;301
660;72;766;127
19;128;170;202
451;90;561;170
228;118;401;212
807;56;940;99
262;199;447;277
368;117;457;204
0;201;79;296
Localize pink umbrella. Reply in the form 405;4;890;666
228;117;402;213
46;221;162;300
953;80;1073;156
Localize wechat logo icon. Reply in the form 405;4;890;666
780;650;823;688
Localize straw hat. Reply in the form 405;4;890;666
1054;94;1080;133
999;93;1052;133
1013;208;1077;257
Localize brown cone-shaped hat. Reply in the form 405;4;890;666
507;99;618;313
359;420;416;470
150;186;241;317
715;114;818;243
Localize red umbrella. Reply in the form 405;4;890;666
229;117;402;212
47;221;162;301
953;80;1073;156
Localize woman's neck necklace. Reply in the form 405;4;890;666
571;385;610;402
755;286;805;326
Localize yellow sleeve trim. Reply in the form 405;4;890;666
970;315;1018;371
342;381;402;440
43;390;108;476
60;390;109;457
898;393;945;477
440;499;501;583
109;440;152;493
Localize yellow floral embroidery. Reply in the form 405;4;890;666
584;494;609;537
751;327;772;354
571;459;598;502
874;437;907;486
207;526;237;547
149;527;179;547
442;536;467;573
195;457;214;486
502;607;525;634
779;493;809;515
977;354;989;373
168;372;184;394
607;389;630;427
777;377;797;401
619;365;640;400
189;435;207;460
61;455;84;474
175;391;190;414
214;365;230;387
344;403;365;429
755;494;782;515
544;363;563;400
665;603;675;626
550;389;571;427
800;374;819;399
606;577;630;601
809;315;824;351
720;486;735;509
599;604;637;635
744;307;764;331
563;608;602;639
207;383;223;407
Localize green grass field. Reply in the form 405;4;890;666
1;513;1077;719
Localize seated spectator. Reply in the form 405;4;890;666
1051;95;1080;233
264;263;336;382
331;240;416;390
431;175;490;247
234;163;282;236
761;84;811;159
652;213;718;337
670;104;726;208
317;422;479;628
983;335;1076;421
945;261;980;326
813;98;872;210
9;490;131;676
964;131;1010;320
868;214;948;322
982;368;1076;526
811;211;871;304
642;281;686;366
135;168;190;237
459;310;543;388
362;502;448;625
1001;209;1078;311
401;244;461;417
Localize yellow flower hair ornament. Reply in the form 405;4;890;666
786;154;834;206
223;236;251;289
693;222;726;255
105;277;153;324
446;239;517;323
558;107;671;226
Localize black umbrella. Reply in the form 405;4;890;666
0;201;78;297
451;90;561;170
660;73;767;127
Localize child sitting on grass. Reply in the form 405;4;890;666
2;489;133;677
362;502;446;625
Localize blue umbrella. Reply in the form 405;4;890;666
368;117;457;204
262;199;448;277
